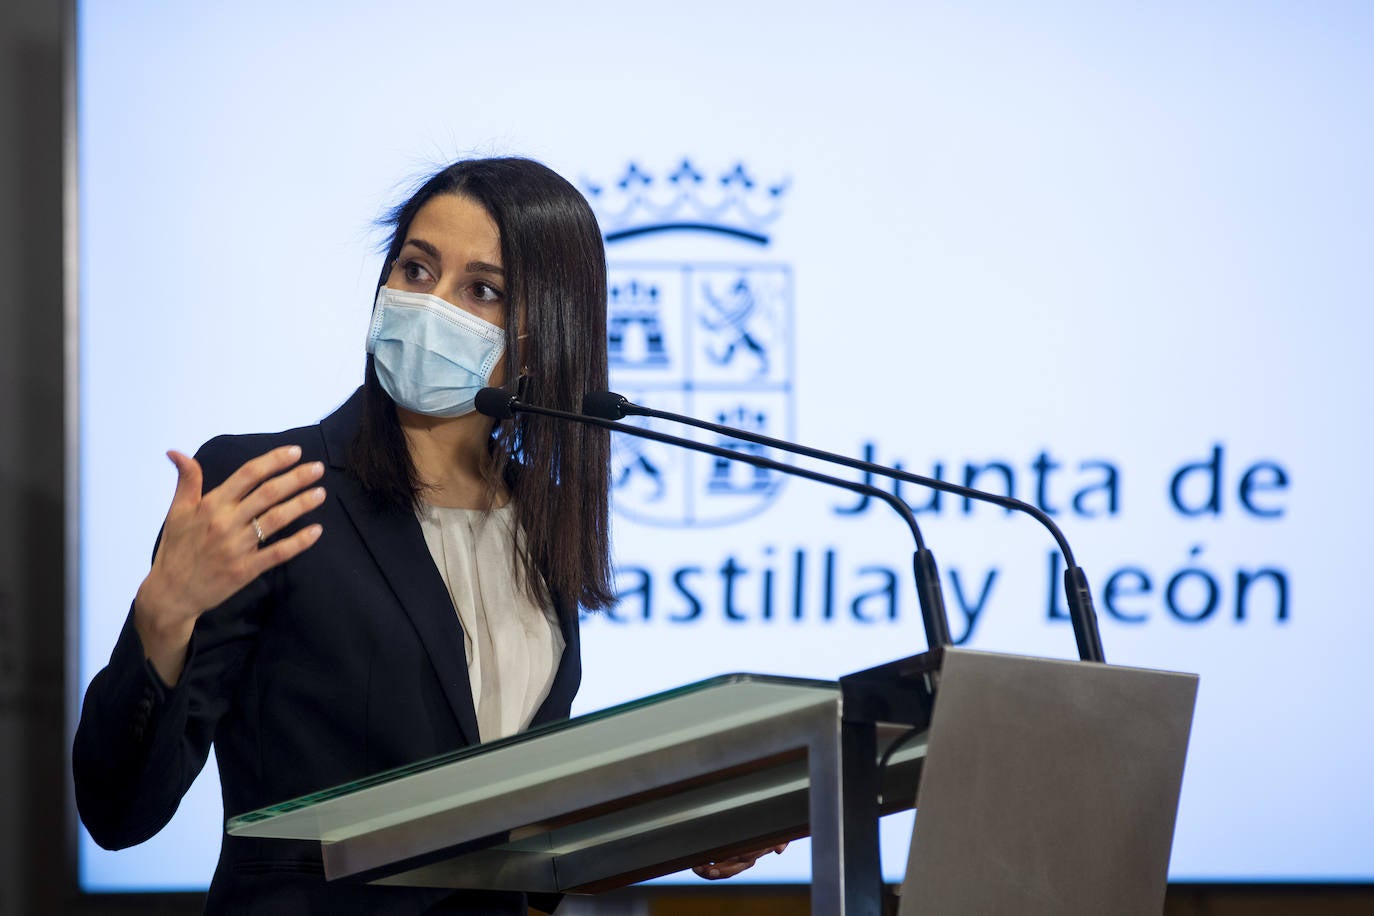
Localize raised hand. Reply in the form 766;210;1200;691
133;444;325;684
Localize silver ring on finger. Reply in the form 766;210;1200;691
251;516;265;547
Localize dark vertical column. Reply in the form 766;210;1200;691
0;1;66;914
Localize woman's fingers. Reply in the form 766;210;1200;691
693;843;788;880
695;859;753;880
236;460;326;528
221;446;327;554
248;522;324;578
215;444;306;503
250;485;327;545
165;450;204;511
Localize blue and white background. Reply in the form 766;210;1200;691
77;0;1374;891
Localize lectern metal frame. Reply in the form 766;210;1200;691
228;672;924;912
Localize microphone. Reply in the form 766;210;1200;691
476;388;954;653
583;391;1106;663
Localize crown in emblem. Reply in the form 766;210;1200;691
608;278;661;311
582;159;790;244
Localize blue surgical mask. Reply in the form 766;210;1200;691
366;286;507;417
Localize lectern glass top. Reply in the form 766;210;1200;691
226;672;837;842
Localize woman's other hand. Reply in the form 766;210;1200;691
133;445;325;684
692;842;789;880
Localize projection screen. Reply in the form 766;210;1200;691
74;0;1374;891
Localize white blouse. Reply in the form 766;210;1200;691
416;502;564;742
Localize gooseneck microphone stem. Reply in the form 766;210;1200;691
475;388;953;653
584;391;1105;664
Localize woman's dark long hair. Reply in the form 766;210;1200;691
350;157;613;611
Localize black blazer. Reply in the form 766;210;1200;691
74;390;582;914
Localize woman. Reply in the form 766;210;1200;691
74;158;615;914
74;157;778;914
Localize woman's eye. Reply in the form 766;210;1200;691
471;281;504;303
401;260;435;284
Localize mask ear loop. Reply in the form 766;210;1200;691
512;351;531;440
512;310;532;399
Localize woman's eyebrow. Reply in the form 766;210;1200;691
400;239;503;275
401;238;442;260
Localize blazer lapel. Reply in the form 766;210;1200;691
320;392;482;746
530;598;582;728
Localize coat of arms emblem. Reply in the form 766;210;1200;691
585;160;794;527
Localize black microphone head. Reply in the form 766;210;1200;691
475;387;517;420
583;390;631;420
